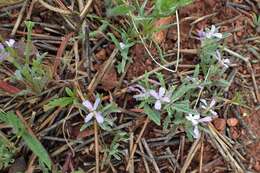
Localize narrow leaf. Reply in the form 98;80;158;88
144;104;160;125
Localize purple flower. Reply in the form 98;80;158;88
82;97;104;124
5;39;15;47
0;39;15;62
200;99;218;116
215;50;230;69
186;113;213;138
128;84;149;100
149;87;171;110
198;25;222;40
0;43;9;61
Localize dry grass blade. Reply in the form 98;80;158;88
180;136;201;173
38;0;72;14
88;49;118;94
208;123;245;173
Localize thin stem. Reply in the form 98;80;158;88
126;117;149;170
94;120;100;173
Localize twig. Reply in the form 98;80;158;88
199;133;204;173
94;120;99;173
129;132;134;173
175;10;180;71
138;142;150;173
166;147;180;170
141;138;160;173
38;0;72;14
126;117;149;171
53;32;74;78
180;136;201;173
79;0;93;19
88;49;118;94
11;0;29;36
83;25;92;82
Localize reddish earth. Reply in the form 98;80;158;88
0;0;259;172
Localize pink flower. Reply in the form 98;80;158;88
82;97;104;124
149;87;171;110
198;25;222;40
186;114;213;138
128;84;149;99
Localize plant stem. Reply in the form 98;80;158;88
94;120;99;173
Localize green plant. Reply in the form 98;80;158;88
0;110;52;170
102;131;128;165
0;136;15;169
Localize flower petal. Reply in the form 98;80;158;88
213;33;222;39
215;50;221;61
199;116;212;123
223;59;230;65
119;42;126;49
159;87;166;97
0;43;4;50
210;110;218;116
209;99;216;108
133;93;147;99
186;114;193;122
5;39;15;47
93;97;100;110
82;100;94;111
84;113;94;123
96;112;104;124
161;96;170;103
154;100;161;110
193;114;200;120
149;90;159;99
193;126;200;139
211;25;216;33
0;52;9;61
200;99;207;106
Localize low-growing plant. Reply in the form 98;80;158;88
101;131;128;166
0;136;15;169
0;110;52;170
0;21;52;95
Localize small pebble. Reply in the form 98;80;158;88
213;118;226;131
227;118;239;127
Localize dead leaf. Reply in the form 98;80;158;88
100;65;118;91
153;16;174;44
0;81;21;94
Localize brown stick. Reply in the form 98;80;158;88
126;117;149;171
94;120;99;173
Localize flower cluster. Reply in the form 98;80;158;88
185;99;218;138
129;85;171;110
186;113;212;138
215;50;230;69
0;39;15;61
198;25;222;40
82;97;104;124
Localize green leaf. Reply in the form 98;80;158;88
144;104;160;125
154;0;192;17
0;110;52;170
170;83;197;102
107;5;135;16
171;101;197;114
65;87;75;97
101;102;121;116
44;97;74;111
